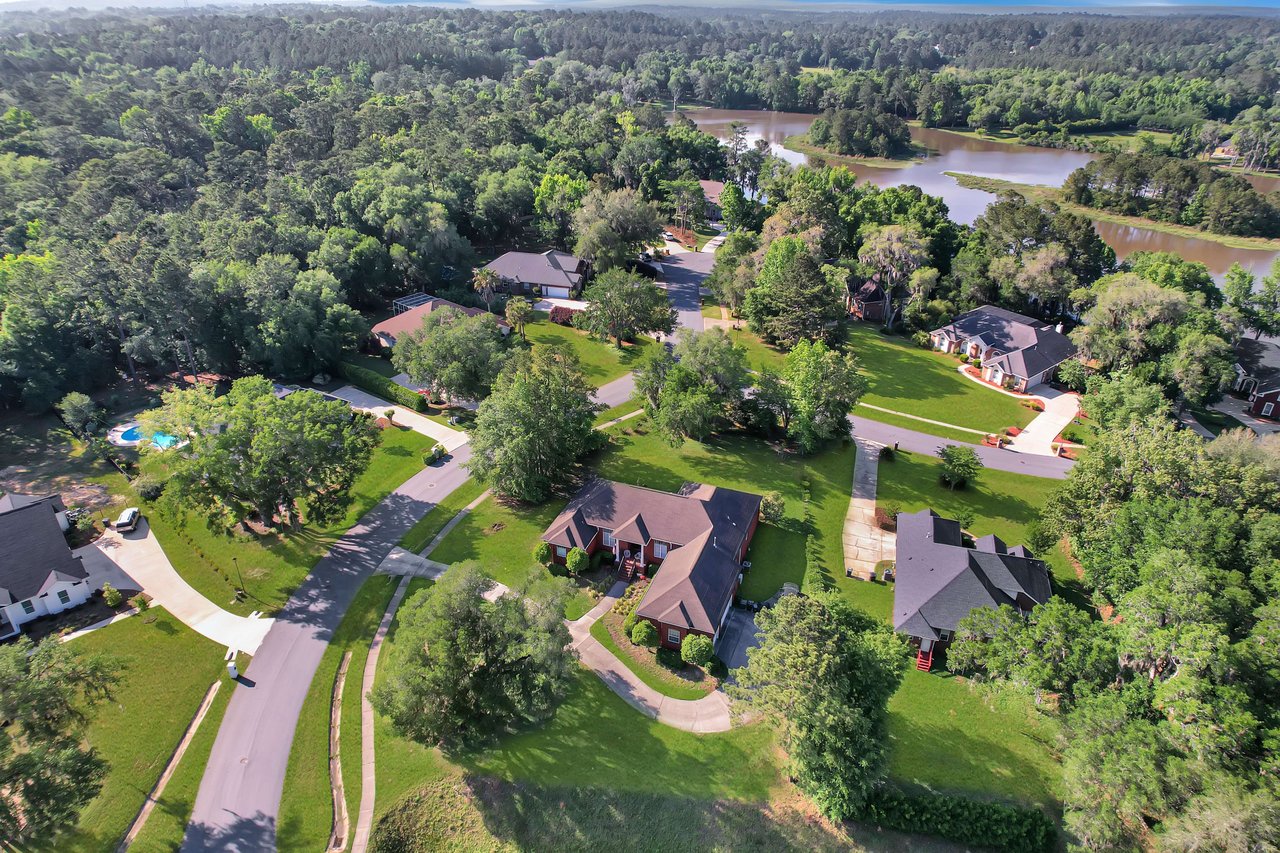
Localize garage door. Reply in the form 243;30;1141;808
543;286;571;299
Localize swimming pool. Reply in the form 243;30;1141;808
114;423;181;450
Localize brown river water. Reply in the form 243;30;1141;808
685;109;1280;282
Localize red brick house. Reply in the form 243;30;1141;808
1232;338;1280;419
541;479;761;650
847;276;887;323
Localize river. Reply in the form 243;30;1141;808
685;109;1280;282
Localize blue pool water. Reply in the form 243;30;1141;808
120;425;179;449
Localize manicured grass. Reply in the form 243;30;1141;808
888;670;1061;808
130;425;432;615
594;400;644;426
398;477;489;553
127;653;245;853
278;575;399;853
725;326;785;373
525;314;656;388
595;418;855;602
854;407;989;446
1189;404;1247;438
35;609;226;853
700;302;724;319
345;351;399;378
590;613;714;700
847;324;1034;434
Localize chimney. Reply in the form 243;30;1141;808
1054;322;1064;334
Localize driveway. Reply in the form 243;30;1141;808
327;385;469;451
660;252;714;333
182;447;474;851
715;608;759;671
1006;387;1082;456
844;437;896;580
851;415;1075;480
79;523;273;654
1212;394;1280;436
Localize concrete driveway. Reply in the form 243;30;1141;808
716;608;759;671
83;523;274;654
1212;394;1280;436
327;385;469;451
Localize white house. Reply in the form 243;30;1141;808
0;493;93;639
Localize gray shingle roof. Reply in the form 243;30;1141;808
893;509;1051;639
485;250;584;290
1235;337;1280;392
0;500;85;606
542;479;761;634
933;305;1076;380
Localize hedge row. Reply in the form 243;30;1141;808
855;788;1056;853
337;361;429;412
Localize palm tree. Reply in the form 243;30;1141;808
472;267;499;313
505;296;533;341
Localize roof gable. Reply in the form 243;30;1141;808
0;503;85;603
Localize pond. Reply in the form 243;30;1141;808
684;109;1280;282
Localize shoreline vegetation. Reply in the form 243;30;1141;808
945;171;1280;252
781;134;923;170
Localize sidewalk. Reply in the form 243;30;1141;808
81;523;274;654
843;438;896;581
326;385;469;452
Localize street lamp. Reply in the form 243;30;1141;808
232;556;245;597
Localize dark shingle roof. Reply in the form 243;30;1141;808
543;479;762;634
0;501;85;606
933;305;1076;380
485;250;584;290
1235;337;1280;392
0;492;64;514
893;509;1051;640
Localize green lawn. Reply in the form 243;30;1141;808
1189;404;1248;438
595;419;855;602
888;670;1061;808
127;652;245;853
278;575;399;853
846;324;1034;435
36;610;226;853
853;407;987;446
398;477;489;553
700;302;724;319
590;614;715;700
594;400;644;426
525;314;656;388
129;424;432;615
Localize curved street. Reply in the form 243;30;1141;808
851;414;1075;480
181;447;473;852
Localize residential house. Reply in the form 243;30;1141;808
1231;337;1280;419
0;494;93;639
698;179;726;221
541;479;761;650
846;275;887;323
930;305;1077;392
370;297;509;350
893;509;1051;671
484;250;587;300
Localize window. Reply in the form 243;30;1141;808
653;541;668;559
601;529;616;547
57;590;71;605
666;628;680;646
554;546;567;558
1265;402;1275;417
20;600;34;615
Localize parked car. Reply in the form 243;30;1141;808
114;507;142;532
661;231;675;240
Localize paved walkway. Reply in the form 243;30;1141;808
183;447;474;851
326;385;469;452
843;438;896;581
567;582;733;733
1007;388;1081;456
81;524;273;654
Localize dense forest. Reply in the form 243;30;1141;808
0;5;1275;414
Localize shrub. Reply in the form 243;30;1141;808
681;633;714;667
912;330;932;349
422;443;446;465
873;507;896;531
882;500;901;518
622;609;640;635
953;508;976;530
57;392;101;435
655;647;684;670
565;547;589;576
854;789;1056;853
532;541;553;565
630;620;658;647
134;477;165;501
548;305;578;326
760;491;785;524
131;594;149;612
102;583;123;608
336;362;428;412
879;445;895;461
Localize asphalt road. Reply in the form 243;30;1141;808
181;446;474;852
660;251;713;333
851;415;1076;480
592;373;636;410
